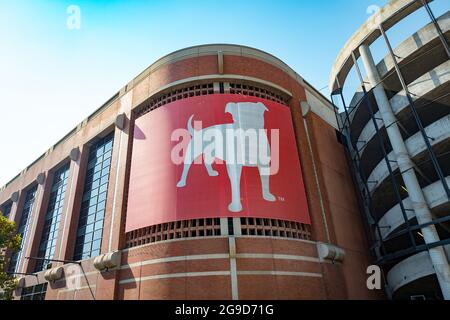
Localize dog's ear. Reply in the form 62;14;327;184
257;102;269;112
225;102;237;118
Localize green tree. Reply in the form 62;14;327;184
0;213;21;300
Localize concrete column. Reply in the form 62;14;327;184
5;191;25;272
7;192;21;223
1;194;20;273
23;172;54;273
11;190;26;227
55;146;89;262
96;91;133;300
359;44;450;299
220;218;228;236
18;179;47;274
232;218;241;236
102;91;133;254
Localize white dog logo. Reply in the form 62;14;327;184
176;102;276;212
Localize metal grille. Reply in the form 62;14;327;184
229;83;288;105
125;218;311;248
240;217;311;240
136;83;215;117
125;218;221;248
136;81;289;118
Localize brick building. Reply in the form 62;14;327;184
0;44;379;300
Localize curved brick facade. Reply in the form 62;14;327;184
0;44;381;300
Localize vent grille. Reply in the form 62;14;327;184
229;83;288;105
240;217;311;240
125;218;221;248
136;83;215;117
125;218;311;248
136;81;289;118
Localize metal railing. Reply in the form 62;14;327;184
331;4;450;266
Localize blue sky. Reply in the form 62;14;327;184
0;0;448;185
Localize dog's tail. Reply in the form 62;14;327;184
187;115;195;136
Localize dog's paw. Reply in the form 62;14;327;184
263;193;276;202
176;181;186;188
208;170;219;177
228;202;243;212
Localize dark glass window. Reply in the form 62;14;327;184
20;283;48;300
8;185;38;273
35;164;70;271
1;201;13;219
73;133;114;260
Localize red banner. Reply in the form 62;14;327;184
126;94;310;232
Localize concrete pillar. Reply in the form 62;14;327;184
11;190;26;227
102;91;133;254
359;44;450;300
45;148;88;300
96;91;133;300
220;218;228;236
23;172;54;273
18;180;47;274
55;146;90;262
1;194;19;271
4;191;24;272
5;192;19;223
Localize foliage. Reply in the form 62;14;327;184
0;213;21;300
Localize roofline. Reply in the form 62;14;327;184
1;44;332;190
